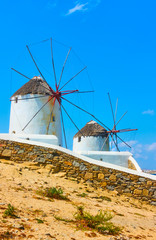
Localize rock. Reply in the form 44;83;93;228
100;181;107;187
147;181;152;185
142;189;149;196
1;149;12;157
107;186;115;191
124;189;130;193
35;157;46;163
46;154;54;159
53;164;61;173
134;189;142;195
139;177;146;182
92;166;100;171
79;163;87;171
98;173;104;179
18;150;24;154
109;174;116;182
64;161;72;166
84;172;93;180
72;160;80;167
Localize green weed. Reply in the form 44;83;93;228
37;187;69;201
55;205;121;236
77;193;88;197
35;218;44;223
3;204;18;218
74;206;121;235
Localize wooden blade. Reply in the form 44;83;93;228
58;47;72;89
61;97;111;131
11;67;51;94
22;97;53;131
61;103;84;137
60;107;67;149
46;98;56;134
10;95;50;101
26;45;46;82
50;38;57;88
108;93;116;128
11;68;31;80
116;134;131;149
59;66;87;91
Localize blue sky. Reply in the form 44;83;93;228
0;0;156;169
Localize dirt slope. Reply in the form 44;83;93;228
0;160;155;240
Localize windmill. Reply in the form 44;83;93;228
9;38;97;148
10;38;137;150
101;93;138;151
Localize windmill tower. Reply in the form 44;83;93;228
9;76;62;146
73;120;109;152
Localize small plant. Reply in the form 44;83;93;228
92;195;112;202
37;187;69;201
100;196;112;202
3;204;18;218
54;216;74;223
35;218;44;223
54;205;121;236
74;206;121;235
77;193;88;198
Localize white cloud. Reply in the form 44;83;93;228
66;0;101;16
142;109;155;116
66;2;88;15
146;142;156;151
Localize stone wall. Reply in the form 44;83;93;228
0;139;156;205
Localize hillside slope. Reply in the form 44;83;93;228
0;160;155;240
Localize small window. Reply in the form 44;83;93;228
15;97;18;103
52;116;55;122
78;136;81;142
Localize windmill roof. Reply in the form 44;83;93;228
74;120;108;138
11;76;52;97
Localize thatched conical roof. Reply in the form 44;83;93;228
74;120;108;138
11;76;52;97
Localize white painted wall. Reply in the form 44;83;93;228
9;94;62;146
73;136;109;152
74;150;141;171
11;133;59;145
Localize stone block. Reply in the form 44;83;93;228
147;181;152;186
64;161;72;166
134;189;142;195
92;166;100;171
1;149;12;157
100;182;107;187
142;189;149;196
84;172;93;180
18;150;25;154
107;185;115;191
124;189;130;193
109;174;116;182
79;163;87;171
98;173;104;180
72;160;80;167
139;177;146;182
53;164;61;173
130;175;139;181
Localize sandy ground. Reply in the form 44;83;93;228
0;159;155;240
